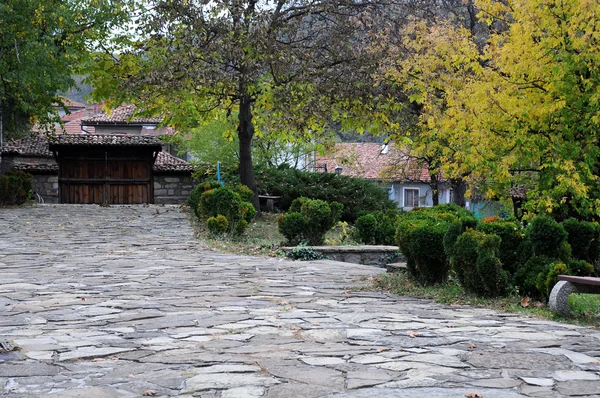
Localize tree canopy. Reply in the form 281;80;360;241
381;0;600;220
87;0;396;206
0;0;131;142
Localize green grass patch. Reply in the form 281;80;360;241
371;270;600;328
568;293;600;320
191;209;287;257
191;208;362;257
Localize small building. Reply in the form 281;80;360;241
314;143;452;210
1;134;195;204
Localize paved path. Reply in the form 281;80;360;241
0;205;599;398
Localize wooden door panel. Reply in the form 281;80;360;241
59;149;154;204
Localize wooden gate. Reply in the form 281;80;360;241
57;148;155;204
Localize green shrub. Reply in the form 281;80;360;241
396;205;477;286
354;210;397;245
561;218;600;264
476;234;510;297
355;214;378;244
452;230;509;297
206;215;228;235
255;166;395;222
567;259;594;277
198;186;256;235
526;215;569;259
286;247;327;261
543;262;568;297
188;181;222;216
477;218;524;276
278;197;343;245
443;222;464;260
0;171;32;206
450;228;481;291
514;255;554;298
405;222;450;286
235;184;254;202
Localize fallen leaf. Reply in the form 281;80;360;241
345;290;351;294
468;343;477;350
521;297;530;307
407;331;419;338
81;297;86;301
311;322;321;326
588;360;600;364
465;392;483;398
142;390;156;396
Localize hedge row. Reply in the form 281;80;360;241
254;166;395;222
396;206;598;298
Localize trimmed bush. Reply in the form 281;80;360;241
198;186;256;235
0;171;32;206
543;262;568;297
278;197;343;245
526;215;569;259
452;230;509;297
514;255;554;298
567;259;594;277
354;210;397;245
477;218;523;276
206;215;228;235
561;218;600;265
396;205;472;286
405;222;450;286
255;166;395;222
188;181;222;216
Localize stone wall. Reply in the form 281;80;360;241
32;174;59;203
282;245;403;267
154;173;196;204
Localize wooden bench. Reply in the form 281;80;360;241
258;195;282;212
548;275;600;317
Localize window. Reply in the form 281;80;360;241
404;188;420;208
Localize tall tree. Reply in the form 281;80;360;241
86;0;393;207
376;16;484;206
387;0;600;219
0;0;131;147
439;0;600;219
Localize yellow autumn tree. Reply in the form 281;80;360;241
380;18;484;206
386;0;600;220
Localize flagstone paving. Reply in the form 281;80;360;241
0;204;599;397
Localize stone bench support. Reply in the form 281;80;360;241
548;276;600;317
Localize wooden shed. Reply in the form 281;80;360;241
49;135;162;204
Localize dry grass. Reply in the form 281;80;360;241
191;209;286;257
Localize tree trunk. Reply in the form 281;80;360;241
430;173;439;206
238;95;260;211
450;177;467;208
0;95;3;169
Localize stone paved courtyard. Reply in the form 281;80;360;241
1;205;600;397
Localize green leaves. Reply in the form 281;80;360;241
0;0;133;139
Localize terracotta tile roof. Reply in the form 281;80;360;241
49;134;163;148
314;143;436;182
1;135;53;157
154;152;194;173
61;108;93;123
3;134;193;174
82;104;163;125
